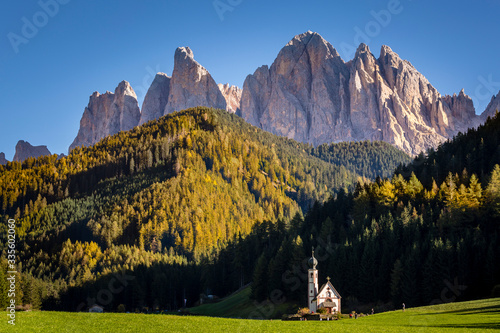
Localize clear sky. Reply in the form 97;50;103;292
1;0;499;159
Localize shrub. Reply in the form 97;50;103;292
317;307;327;314
297;307;310;316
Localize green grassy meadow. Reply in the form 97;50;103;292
3;298;499;332
188;285;296;319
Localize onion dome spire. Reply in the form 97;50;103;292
308;246;318;269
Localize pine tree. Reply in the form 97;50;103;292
251;253;269;301
465;174;482;209
288;235;306;301
401;245;419;306
407;173;424;199
390;259;403;306
129;156;135;175
359;240;376;302
486;165;500;216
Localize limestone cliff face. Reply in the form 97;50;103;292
443;89;476;123
69;81;140;152
139;73;171;125
218;83;242;114
240;65;272;127
164;47;226;115
70;32;490;155
242;32;352;144
240;31;482;155
481;91;500;121
0;152;8;165
13;140;51;162
70;48;231;152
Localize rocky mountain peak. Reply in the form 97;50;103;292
218;83;242;114
69;81;140;152
0;152;8;165
175;46;194;60
380;45;394;55
482;90;500;120
240;31;483;155
355;43;371;56
443;89;476;123
172;46;208;79
352;43;377;73
278;30;342;71
287;30;316;45
70;31;489;156
139;73;171;125
116;80;137;98
242;31;351;145
164;46;226;114
13;140;51;162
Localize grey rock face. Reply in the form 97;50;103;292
164;47;226;115
218;83;242;114
443;89;476;123
139;73;171;125
242;32;351;144
0;152;8;165
240;32;356;145
240;31;482;155
240;65;272;126
481;91;500;121
13;140;51;162
69;81;140;152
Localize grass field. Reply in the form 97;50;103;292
4;298;500;332
188;285;296;318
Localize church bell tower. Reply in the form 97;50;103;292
308;247;318;313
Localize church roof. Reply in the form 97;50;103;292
318;280;342;299
322;301;337;308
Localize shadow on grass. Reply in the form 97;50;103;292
427;323;500;330
422;304;500;316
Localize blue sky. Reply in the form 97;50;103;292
1;0;499;159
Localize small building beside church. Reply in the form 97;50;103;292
308;248;341;314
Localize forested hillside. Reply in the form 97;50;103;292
312;141;411;179
246;112;500;309
0;107;411;311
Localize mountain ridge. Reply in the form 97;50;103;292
240;31;486;155
66;31;498;156
13;140;52;162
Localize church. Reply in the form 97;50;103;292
308;248;341;314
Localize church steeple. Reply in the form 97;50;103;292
308;247;318;269
308;246;319;313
